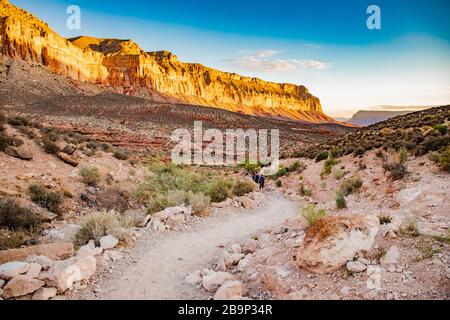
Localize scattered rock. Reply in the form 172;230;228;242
346;261;367;273
184;271;202;286
202;271;234;292
0;261;30;280
296;215;379;274
77;242;103;257
231;253;245;265
62;144;77;155
45;225;80;243
236;196;253;210
57;152;78;167
25;263;42;279
100;235;119;250
2;275;45;299
0;279;5;288
4;146;33;160
214;280;244;300
383;230;397;239
25;255;54;270
231;244;242;254
211;198;232;208
381;246;400;265
32;287;58;300
243;239;259;254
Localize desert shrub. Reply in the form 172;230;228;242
275;166;287;178
8;116;29;127
147;193;170;214
383;162;407;180
332;167;344;180
315;150;329;162
166;189;187;206
122;210;146;228
0;229;29;250
86;141;98;150
208;179;232;203
79;166;101;186
379;215;392;225
75;211;123;246
186;191;211;214
398;147;408;164
330;147;343;159
287;161;305;173
335;191;346;209
243;161;261;174
42;137;60;154
301;204;326;226
276;179;282;188
400;220;420;238
100;143;113;152
232;179;255;196
0;131;23;151
321;157;339;177
0;199;42;229
299;184;312;196
432;124;447;135
113;149;130;160
339;177;363;196
429;147;450;172
28;183;63;214
422;115;435;121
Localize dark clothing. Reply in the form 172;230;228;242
251;174;265;189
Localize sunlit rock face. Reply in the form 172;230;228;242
0;1;332;122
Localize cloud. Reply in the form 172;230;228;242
228;50;330;73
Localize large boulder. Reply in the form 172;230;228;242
202;271;234;292
4;146;33;160
57;152;78;167
0;243;74;264
296;215;379;274
25;255;54;270
0;261;30;280
214;280;244;300
2;275;44;299
32;287;57;300
100;235;119;250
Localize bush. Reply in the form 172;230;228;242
208;179;232;203
339;177;363;196
166;189;187;206
28;184;63;214
113;149;130;160
187;192;210;214
0;199;42;229
0;131;23;151
232;179;255;196
0;229;28;250
379;215;392;225
122;210;146;228
42;138;60;154
432;124;447;135
332;167;344;180
330;147;343;159
275;166;287;178
315;151;329;162
383;162;407;180
276;179;282;188
86;141;98;150
321;157;338;177
400;220;420;238
422;115;435;121
287;161;305;173
79;166;101;186
299;184;312;196
301;204;326;226
335;192;346;209
429;147;450;172
398;147;408;164
75;211;123;246
8;116;29;127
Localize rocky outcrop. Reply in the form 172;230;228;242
0;1;331;122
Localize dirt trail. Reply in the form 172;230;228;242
80;192;297;300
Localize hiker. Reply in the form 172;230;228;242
258;174;265;189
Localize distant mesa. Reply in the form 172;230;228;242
347;107;434;126
0;2;333;123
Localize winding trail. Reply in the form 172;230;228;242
79;193;297;300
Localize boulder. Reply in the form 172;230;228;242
77;242;102;257
231;244;242;254
0;262;30;280
380;246;400;265
25;263;42;279
260;266;291;295
211;198;232;208
32;287;57;300
346;261;367;273
2;275;44;299
45;225;80;243
166;214;187;230
95;188;129;213
62;144;77;155
231;253;245;264
25;255;54;269
100;235;119;250
184;270;202;286
57;152;78;167
296;215;379;274
243;239;259;254
0;279;5;288
214;280;244;300
202;271;234;292
236;196;253;210
396;188;421;206
0;243;74;264
4;146;33;160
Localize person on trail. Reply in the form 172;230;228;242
258;174;265;189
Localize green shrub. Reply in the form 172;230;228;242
0;229;29;250
166;189;187;206
400;220;420;238
208;179;232;203
113;149;130;160
432;124;447;135
0;199;42;229
330;147;343;159
43;138;60;154
232;179;255;196
187;191;211;214
75;211;124;246
8;116;29;127
321;157;339;177
301;204;327;226
429;147;450;172
287;161;305;173
299;184;312;196
79;166;101;186
383;162;407;180
339;177;363;196
315;151;329;162
332;167;344;180
422;115;435;121
122;210;146;228
276;166;287;178
28;184;63;214
86;141;98;150
398;147;408;164
335;192;346;209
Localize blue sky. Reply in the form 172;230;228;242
10;0;450;116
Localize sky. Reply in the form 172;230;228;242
9;0;450;117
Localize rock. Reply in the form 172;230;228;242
346;261;367;273
57;152;78;167
236;196;253;210
237;258;250;271
62;144;77;155
45;225;80;243
200;269;214;277
231;244;242;254
103;250;123;262
166;214;187;230
260;266;291;295
25;263;42;279
202;271;234;292
243;239;259;254
296;215;379;274
2;275;45;299
4;146;33;160
0;262;30;280
32;287;57;300
340;286;350;296
214;280;244;300
396;188;422;205
222;251;235;269
215;257;227;272
383;230;397;239
95;188;129;212
211;198;232;208
184;271;202;286
39;255;96;293
231;253;245;264
287;287;310;300
381;246;400;265
0;243;74;265
358;257;370;265
107;227;135;243
25;255;54;269
0;279;5;288
77;242;102;257
100;235;119;250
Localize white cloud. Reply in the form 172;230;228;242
228;50;330;73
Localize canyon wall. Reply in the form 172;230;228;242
0;1;332;122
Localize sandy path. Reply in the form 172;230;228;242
80;193;297;300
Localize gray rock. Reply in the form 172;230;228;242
25;255;54;270
381;246;400;265
100;235;119;250
346;261;367;273
0;261;30;280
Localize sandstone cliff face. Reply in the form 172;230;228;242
0;1;332;122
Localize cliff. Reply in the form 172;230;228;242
0;1;332;122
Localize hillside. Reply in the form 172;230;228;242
348;110;421;126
